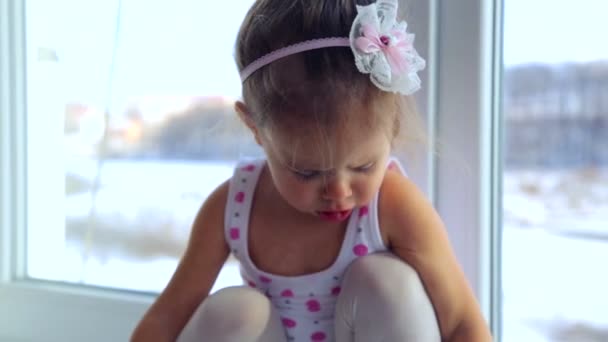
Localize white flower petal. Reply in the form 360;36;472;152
370;53;392;89
377;0;398;32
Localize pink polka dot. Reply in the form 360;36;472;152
388;161;397;170
229;228;240;240
281;289;294;297
282;317;297;328
353;244;368;256
306;299;321;312
260;275;272;283
235;192;245;203
331;286;341;296
247;280;256;288
242;164;256;172
358;206;369;217
311;331;327;341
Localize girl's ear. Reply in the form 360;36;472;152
235;101;263;145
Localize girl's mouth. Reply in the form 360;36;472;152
317;210;352;222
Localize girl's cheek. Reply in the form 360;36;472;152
281;176;314;197
362;172;384;201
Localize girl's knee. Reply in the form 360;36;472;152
184;286;274;339
336;253;441;341
343;252;427;303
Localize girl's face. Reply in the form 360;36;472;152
260;115;392;222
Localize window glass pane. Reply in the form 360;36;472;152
502;0;608;340
26;0;257;293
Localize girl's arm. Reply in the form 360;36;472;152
131;181;231;342
379;171;493;342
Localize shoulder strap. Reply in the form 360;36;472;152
223;159;264;253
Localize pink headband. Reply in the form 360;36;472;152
238;0;425;95
239;38;350;82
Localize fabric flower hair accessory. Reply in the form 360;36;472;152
350;0;425;95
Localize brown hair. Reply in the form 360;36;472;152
235;0;425;150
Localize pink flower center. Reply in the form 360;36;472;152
380;35;390;46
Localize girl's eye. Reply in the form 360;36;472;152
292;169;320;181
354;162;375;173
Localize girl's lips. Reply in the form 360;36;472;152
317;209;352;222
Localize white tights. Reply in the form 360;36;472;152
177;253;441;342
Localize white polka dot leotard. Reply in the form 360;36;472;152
224;159;397;342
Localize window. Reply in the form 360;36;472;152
501;0;608;340
24;0;256;293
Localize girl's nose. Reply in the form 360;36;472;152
322;178;353;202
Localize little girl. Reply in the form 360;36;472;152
132;0;492;341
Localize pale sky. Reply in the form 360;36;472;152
503;0;608;65
29;0;608;109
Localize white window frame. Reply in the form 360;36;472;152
431;0;503;337
409;0;502;337
0;0;502;340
